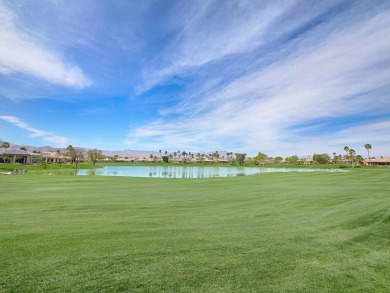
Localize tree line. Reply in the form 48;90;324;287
1;140;375;166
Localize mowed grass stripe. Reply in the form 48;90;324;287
0;169;389;292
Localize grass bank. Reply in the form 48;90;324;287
0;168;389;292
0;162;93;172
0;161;371;172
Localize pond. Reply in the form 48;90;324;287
76;166;344;178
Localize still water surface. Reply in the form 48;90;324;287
76;166;343;178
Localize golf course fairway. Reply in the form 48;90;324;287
1;167;389;292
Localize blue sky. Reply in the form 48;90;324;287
0;0;389;157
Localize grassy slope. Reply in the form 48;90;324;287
0;161;359;172
0;168;389;292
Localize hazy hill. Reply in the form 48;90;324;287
0;140;229;159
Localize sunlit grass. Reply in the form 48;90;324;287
1;168;389;292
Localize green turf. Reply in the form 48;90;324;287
0;168;389;292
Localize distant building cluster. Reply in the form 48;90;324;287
1;141;389;166
1;148;390;166
0;149;70;164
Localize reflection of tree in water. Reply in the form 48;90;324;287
73;166;345;178
149;166;158;177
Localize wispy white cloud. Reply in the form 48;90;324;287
0;115;69;147
136;1;358;94
1;1;389;156
137;0;296;93
171;1;290;67
126;6;390;156
337;121;390;143
0;1;90;88
279;120;390;157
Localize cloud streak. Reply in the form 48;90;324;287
0;1;90;88
127;4;390;156
137;0;297;93
0;115;69;147
1;1;389;156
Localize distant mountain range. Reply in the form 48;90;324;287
0;140;229;159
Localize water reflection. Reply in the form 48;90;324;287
75;166;344;178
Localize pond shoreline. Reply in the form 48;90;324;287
75;165;346;178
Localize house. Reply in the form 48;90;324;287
0;149;41;164
217;158;228;163
135;157;147;162
301;157;313;165
115;157;137;162
169;157;184;163
42;152;70;164
363;157;390;166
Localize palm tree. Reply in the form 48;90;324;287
364;144;372;161
344;146;349;158
349;149;356;166
226;152;232;163
1;141;10;149
181;151;187;162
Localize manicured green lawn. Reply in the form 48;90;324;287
1;168;389;292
